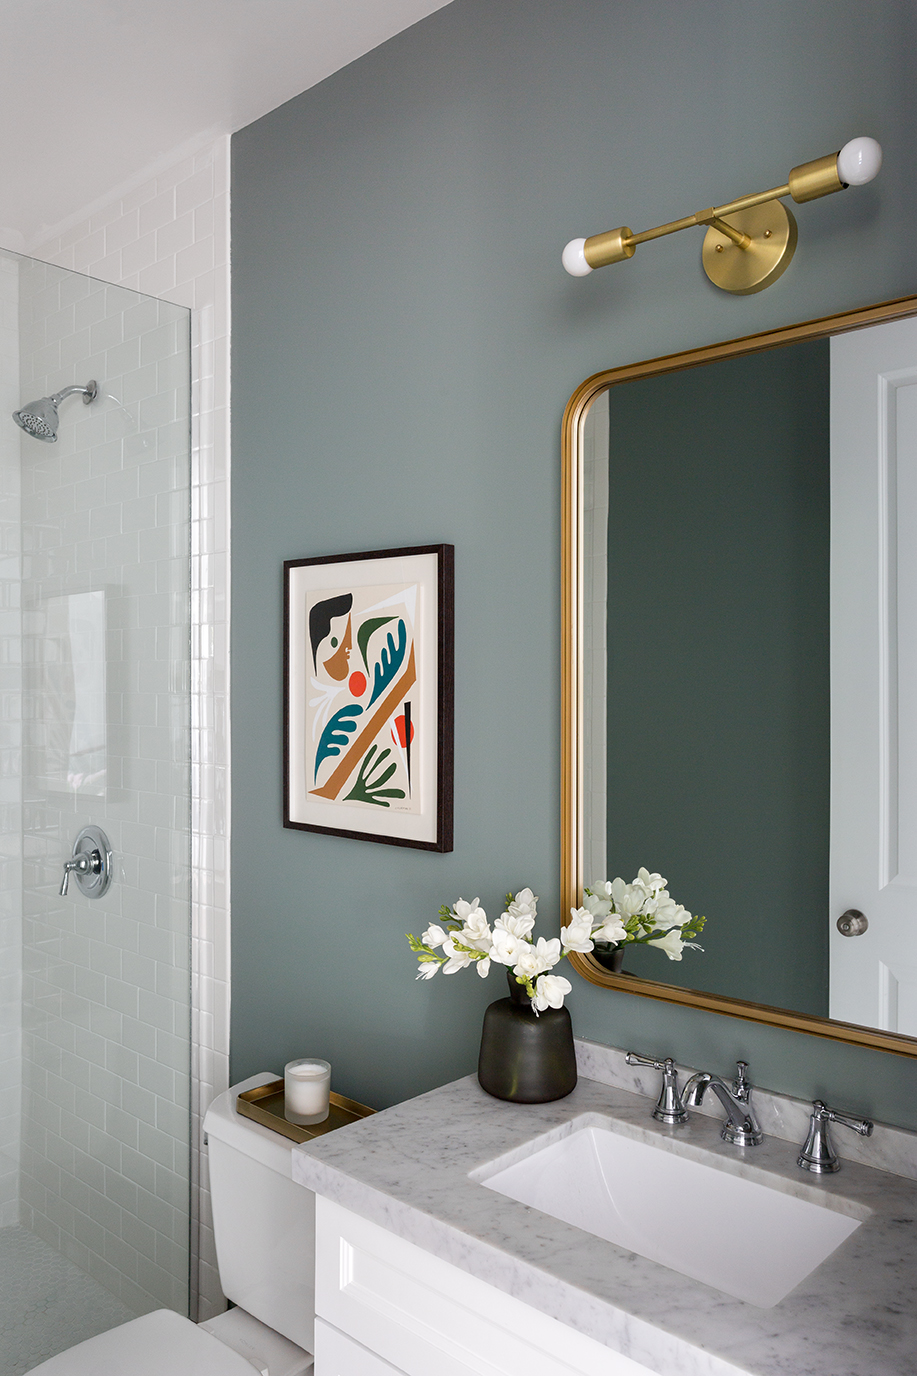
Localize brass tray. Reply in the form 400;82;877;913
236;1079;375;1144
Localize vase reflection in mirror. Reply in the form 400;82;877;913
594;945;626;974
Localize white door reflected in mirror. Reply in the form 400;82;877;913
831;317;917;1035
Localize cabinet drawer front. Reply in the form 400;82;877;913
314;1317;402;1376
315;1197;653;1376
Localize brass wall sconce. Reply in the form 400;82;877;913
562;137;882;295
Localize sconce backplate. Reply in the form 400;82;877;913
702;200;798;295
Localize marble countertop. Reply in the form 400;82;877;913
291;1072;917;1376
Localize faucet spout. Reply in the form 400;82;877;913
683;1065;763;1147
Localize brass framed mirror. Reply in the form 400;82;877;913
561;293;917;1058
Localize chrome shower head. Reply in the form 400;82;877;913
13;380;99;442
13;396;57;440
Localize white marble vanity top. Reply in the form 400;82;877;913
292;1067;917;1376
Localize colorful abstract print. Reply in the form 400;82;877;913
306;582;420;812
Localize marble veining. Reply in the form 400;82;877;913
293;1071;917;1376
574;1037;917;1181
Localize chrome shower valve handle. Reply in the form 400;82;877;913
60;826;113;899
60;850;95;895
625;1052;688;1125
797;1100;874;1174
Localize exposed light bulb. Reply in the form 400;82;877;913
562;238;593;277
837;136;882;187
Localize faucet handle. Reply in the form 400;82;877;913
625;1052;688;1125
733;1060;751;1101
797;1100;874;1174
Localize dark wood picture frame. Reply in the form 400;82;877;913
284;544;454;851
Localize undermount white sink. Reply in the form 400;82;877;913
474;1117;867;1307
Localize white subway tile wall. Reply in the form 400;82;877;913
31;135;231;1319
17;258;192;1316
0;256;21;1230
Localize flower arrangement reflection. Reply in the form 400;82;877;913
582;869;705;962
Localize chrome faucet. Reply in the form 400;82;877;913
625;1052;688;1125
683;1060;763;1146
797;1100;873;1174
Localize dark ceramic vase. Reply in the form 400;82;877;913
477;970;577;1103
592;943;626;973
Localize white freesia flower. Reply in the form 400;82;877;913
533;936;561;967
459;909;493;952
491;927;526;966
561;909;595;952
441;936;473;973
505;887;538;920
650;900;691;933
647;928;685;960
594;915;628;945
494;910;535;939
532;973;572;1012
512;946;546;980
582;890;613;920
513;937;560;980
476;957;491;978
421;924;448;949
416;961;439;980
641;891;671;924
647;893;678;928
635;868;667;896
453;897;485;924
611;877;647;918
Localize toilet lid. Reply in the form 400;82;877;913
27;1308;263;1375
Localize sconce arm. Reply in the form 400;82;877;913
569;138;880;292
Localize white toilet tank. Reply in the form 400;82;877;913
204;1074;315;1354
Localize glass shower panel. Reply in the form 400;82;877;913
0;248;192;1359
0;252;22;1236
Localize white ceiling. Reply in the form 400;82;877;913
0;0;453;247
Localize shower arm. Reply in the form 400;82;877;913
51;382;98;405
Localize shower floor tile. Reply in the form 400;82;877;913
0;1225;139;1374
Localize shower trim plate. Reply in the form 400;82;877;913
60;825;113;899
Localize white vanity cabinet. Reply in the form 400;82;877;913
313;1196;653;1376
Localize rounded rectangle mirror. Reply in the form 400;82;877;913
561;293;917;1058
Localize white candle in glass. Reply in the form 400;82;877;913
284;1059;331;1124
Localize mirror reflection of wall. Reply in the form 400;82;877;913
584;342;830;1016
35;589;107;796
582;396;609;884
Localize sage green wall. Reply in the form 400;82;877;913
231;0;917;1125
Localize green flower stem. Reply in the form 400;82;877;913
449;939;487;960
406;934;444;966
513;973;536;999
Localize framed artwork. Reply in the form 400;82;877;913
284;544;454;850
